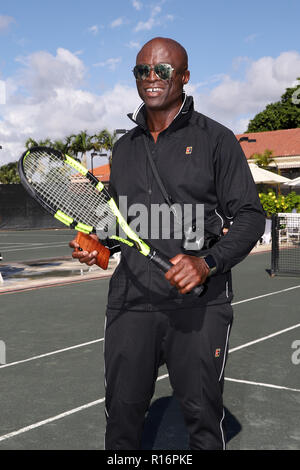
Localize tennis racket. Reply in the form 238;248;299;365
18;146;204;296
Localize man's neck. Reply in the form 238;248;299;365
146;99;183;142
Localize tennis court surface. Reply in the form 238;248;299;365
0;229;299;450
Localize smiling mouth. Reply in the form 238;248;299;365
144;87;164;94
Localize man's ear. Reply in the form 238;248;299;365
182;70;190;85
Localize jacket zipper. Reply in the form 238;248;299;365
145;133;154;311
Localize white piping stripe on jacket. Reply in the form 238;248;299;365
219;323;231;382
219;408;226;450
215;208;224;230
132;101;144;121
218;323;231;450
103;315;108;450
132;92;187;123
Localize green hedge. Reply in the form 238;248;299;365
259;190;300;217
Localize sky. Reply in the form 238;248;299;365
0;0;300;166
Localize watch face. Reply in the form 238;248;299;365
204;255;217;270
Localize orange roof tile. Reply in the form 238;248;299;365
89;129;300;179
236;128;300;159
91;163;110;182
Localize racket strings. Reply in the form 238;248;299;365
23;150;116;230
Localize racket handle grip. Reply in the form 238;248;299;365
75;232;110;270
150;251;204;297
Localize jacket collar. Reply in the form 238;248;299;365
127;92;194;133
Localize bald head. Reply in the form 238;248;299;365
136;37;188;71
134;37;190;114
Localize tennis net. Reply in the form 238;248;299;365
271;213;300;276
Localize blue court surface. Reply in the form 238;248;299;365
0;230;299;450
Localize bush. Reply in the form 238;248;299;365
259;190;300;217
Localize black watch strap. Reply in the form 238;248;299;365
202;254;217;276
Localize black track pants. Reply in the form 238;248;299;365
104;303;233;450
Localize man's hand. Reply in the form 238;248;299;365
165;254;210;294
69;233;100;267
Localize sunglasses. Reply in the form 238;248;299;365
133;63;174;81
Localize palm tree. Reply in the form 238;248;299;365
93;129;117;167
25;137;39;149
253;149;276;170
253;149;282;194
52;135;73;155
69;131;93;167
25;137;53;149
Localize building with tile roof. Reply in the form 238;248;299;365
91;128;300;183
236;128;300;178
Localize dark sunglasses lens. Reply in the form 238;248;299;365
154;64;172;80
133;65;150;80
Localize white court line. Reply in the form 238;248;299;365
0;241;66;245
0;243;40;246
225;377;300;393
2;323;299;371
1;241;70;247
1;285;300;370
229;323;300;353
1;371;299;443
2;243;68;253
0;338;103;369
0;285;299;442
0;285;300;369
0;398;105;443
232;284;300;305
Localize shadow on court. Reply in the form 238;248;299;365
141;395;241;450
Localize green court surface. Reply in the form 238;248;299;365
0;230;299;450
0;229;76;263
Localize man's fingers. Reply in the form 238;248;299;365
165;255;182;281
71;246;98;265
69;240;80;249
165;255;210;294
178;281;199;295
169;253;185;265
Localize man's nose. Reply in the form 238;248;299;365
148;67;157;80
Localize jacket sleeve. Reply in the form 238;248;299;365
209;130;266;273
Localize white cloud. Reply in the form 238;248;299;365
133;5;174;32
110;17;124;28
132;0;142;10
93;57;122;71
0;49;140;164
188;51;300;133
1;49;300;165
134;17;155;32
0;15;15;33
88;25;99;35
244;33;260;43
13;48;85;101
127;41;141;50
134;5;161;32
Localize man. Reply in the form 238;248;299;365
70;37;265;450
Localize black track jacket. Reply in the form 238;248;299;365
106;95;265;311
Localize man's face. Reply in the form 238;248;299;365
135;40;190;112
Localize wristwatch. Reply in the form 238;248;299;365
202;254;217;276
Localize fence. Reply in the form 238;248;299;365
271;213;300;276
0;184;61;230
